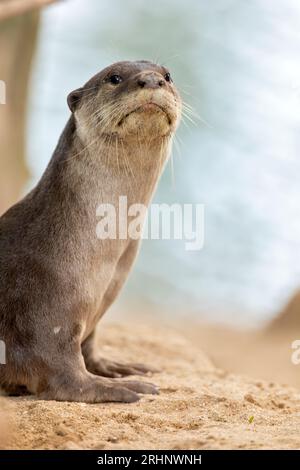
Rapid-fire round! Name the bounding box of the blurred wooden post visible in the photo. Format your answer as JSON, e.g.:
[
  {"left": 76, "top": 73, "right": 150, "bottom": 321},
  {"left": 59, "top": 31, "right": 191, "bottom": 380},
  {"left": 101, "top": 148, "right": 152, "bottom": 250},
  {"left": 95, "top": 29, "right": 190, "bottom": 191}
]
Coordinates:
[
  {"left": 0, "top": 1, "right": 57, "bottom": 214},
  {"left": 0, "top": 0, "right": 56, "bottom": 21},
  {"left": 0, "top": 12, "right": 40, "bottom": 214}
]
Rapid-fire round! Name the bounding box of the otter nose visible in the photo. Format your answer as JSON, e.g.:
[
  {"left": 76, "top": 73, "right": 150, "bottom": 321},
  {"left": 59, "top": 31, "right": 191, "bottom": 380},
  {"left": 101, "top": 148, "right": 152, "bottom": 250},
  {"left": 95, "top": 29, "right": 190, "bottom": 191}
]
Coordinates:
[{"left": 137, "top": 73, "right": 165, "bottom": 89}]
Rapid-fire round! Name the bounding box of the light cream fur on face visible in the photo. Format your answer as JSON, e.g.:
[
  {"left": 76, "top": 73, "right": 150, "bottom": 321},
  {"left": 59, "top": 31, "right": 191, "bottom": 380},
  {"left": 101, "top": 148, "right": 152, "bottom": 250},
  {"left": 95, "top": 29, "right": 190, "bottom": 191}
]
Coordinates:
[{"left": 75, "top": 79, "right": 181, "bottom": 147}]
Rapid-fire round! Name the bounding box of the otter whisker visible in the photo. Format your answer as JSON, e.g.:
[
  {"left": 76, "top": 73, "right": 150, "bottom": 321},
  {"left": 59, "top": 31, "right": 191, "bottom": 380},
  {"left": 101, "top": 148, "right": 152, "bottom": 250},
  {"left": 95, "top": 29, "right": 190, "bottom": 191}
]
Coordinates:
[
  {"left": 181, "top": 110, "right": 198, "bottom": 127},
  {"left": 61, "top": 135, "right": 101, "bottom": 164},
  {"left": 173, "top": 134, "right": 182, "bottom": 162},
  {"left": 119, "top": 139, "right": 130, "bottom": 180},
  {"left": 160, "top": 53, "right": 182, "bottom": 67}
]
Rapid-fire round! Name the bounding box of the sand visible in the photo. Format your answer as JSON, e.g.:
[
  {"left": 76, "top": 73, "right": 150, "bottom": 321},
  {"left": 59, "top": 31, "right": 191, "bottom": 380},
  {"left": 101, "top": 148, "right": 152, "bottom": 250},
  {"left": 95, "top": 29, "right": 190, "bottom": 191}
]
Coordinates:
[
  {"left": 1, "top": 316, "right": 300, "bottom": 450},
  {"left": 0, "top": 396, "right": 16, "bottom": 450},
  {"left": 185, "top": 291, "right": 300, "bottom": 390}
]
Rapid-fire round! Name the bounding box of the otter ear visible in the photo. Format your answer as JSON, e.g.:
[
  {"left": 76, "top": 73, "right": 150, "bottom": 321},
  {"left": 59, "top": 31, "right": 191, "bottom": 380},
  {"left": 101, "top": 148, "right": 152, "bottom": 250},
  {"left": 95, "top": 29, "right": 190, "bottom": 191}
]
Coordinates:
[{"left": 67, "top": 87, "right": 84, "bottom": 113}]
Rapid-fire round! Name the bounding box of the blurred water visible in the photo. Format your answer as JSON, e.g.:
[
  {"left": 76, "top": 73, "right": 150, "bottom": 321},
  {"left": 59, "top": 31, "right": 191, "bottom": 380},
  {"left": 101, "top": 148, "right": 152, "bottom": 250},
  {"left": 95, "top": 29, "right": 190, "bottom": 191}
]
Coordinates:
[{"left": 27, "top": 0, "right": 300, "bottom": 326}]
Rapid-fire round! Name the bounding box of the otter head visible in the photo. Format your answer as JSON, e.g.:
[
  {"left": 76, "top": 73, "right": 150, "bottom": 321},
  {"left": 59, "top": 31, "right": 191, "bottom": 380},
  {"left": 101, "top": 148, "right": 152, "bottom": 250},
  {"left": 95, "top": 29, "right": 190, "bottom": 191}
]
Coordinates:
[{"left": 67, "top": 60, "right": 182, "bottom": 145}]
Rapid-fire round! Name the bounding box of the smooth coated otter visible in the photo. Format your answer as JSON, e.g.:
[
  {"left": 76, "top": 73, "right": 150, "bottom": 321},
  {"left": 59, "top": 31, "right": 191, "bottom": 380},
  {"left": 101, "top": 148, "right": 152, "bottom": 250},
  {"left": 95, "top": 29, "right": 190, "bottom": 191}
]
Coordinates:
[{"left": 0, "top": 60, "right": 181, "bottom": 403}]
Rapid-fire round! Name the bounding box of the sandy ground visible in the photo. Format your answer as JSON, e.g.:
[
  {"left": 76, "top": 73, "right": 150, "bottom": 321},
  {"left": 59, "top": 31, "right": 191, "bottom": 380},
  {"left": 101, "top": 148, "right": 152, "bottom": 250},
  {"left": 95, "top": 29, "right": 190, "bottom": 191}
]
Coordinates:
[
  {"left": 1, "top": 315, "right": 300, "bottom": 450},
  {"left": 186, "top": 323, "right": 300, "bottom": 390},
  {"left": 186, "top": 292, "right": 300, "bottom": 390}
]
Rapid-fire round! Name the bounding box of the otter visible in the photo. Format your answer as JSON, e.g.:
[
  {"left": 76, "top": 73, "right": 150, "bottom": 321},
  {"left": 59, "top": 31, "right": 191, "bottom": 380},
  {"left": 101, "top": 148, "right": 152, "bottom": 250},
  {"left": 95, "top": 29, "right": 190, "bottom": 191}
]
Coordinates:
[{"left": 0, "top": 60, "right": 181, "bottom": 403}]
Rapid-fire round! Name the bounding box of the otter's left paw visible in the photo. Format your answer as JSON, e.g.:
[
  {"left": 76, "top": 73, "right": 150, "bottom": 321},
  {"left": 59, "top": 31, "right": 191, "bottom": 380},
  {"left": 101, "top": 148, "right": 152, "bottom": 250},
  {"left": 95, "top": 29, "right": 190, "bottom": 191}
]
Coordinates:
[
  {"left": 109, "top": 379, "right": 159, "bottom": 395},
  {"left": 86, "top": 357, "right": 159, "bottom": 378}
]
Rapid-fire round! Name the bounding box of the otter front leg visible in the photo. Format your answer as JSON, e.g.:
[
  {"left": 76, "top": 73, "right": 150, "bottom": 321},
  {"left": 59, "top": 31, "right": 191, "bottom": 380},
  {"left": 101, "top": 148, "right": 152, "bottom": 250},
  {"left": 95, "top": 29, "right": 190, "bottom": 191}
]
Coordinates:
[
  {"left": 82, "top": 332, "right": 158, "bottom": 378},
  {"left": 82, "top": 241, "right": 159, "bottom": 378}
]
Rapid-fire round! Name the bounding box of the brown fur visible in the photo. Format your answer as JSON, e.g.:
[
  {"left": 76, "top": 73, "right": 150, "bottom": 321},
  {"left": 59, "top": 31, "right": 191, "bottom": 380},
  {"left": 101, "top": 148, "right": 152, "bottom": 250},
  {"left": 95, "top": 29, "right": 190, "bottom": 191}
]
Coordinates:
[{"left": 0, "top": 60, "right": 181, "bottom": 403}]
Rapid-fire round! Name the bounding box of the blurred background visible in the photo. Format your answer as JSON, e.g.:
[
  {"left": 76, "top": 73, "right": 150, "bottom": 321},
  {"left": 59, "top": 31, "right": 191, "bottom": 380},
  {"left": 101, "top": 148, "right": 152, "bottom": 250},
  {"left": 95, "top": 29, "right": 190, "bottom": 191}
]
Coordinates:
[{"left": 1, "top": 0, "right": 300, "bottom": 331}]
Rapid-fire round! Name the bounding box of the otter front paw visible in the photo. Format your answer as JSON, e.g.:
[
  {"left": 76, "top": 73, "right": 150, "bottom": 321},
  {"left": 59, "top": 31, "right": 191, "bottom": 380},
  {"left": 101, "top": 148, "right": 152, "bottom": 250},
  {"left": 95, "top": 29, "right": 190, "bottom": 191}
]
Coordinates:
[{"left": 86, "top": 357, "right": 158, "bottom": 378}]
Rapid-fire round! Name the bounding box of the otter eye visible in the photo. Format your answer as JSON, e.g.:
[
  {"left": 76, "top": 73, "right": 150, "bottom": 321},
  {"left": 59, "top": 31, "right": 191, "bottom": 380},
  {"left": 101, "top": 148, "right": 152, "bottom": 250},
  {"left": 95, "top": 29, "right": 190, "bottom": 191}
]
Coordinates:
[
  {"left": 109, "top": 74, "right": 123, "bottom": 85},
  {"left": 164, "top": 72, "right": 172, "bottom": 83}
]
